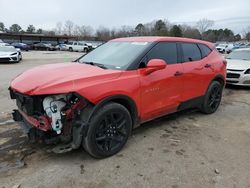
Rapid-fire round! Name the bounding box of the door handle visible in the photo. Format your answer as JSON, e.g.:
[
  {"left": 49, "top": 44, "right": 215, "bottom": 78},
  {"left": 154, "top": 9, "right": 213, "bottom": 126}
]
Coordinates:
[
  {"left": 204, "top": 64, "right": 212, "bottom": 68},
  {"left": 174, "top": 71, "right": 183, "bottom": 76}
]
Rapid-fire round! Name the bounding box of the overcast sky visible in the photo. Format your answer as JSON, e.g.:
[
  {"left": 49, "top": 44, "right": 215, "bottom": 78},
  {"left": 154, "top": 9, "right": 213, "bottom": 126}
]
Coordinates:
[{"left": 0, "top": 0, "right": 249, "bottom": 34}]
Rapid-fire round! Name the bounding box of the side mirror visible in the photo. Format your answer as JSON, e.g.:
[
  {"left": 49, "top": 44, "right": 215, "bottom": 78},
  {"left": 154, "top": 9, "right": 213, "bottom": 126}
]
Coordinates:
[{"left": 142, "top": 59, "right": 167, "bottom": 75}]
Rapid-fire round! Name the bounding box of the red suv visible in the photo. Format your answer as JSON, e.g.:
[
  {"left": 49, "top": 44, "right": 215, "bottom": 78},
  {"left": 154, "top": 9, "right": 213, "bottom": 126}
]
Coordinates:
[{"left": 9, "top": 37, "right": 226, "bottom": 158}]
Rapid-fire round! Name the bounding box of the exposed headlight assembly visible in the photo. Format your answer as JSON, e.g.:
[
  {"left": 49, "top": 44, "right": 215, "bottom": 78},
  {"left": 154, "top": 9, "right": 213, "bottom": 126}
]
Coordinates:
[
  {"left": 43, "top": 95, "right": 67, "bottom": 134},
  {"left": 42, "top": 93, "right": 84, "bottom": 134}
]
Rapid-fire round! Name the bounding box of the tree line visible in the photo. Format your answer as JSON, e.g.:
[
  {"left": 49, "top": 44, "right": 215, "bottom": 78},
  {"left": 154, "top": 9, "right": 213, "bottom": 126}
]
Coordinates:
[{"left": 0, "top": 19, "right": 249, "bottom": 42}]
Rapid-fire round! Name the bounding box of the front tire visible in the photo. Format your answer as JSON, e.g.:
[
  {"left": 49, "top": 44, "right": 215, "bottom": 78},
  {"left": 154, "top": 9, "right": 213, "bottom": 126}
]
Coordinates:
[
  {"left": 19, "top": 53, "right": 22, "bottom": 61},
  {"left": 200, "top": 81, "right": 223, "bottom": 114},
  {"left": 83, "top": 48, "right": 88, "bottom": 53},
  {"left": 83, "top": 103, "right": 132, "bottom": 158}
]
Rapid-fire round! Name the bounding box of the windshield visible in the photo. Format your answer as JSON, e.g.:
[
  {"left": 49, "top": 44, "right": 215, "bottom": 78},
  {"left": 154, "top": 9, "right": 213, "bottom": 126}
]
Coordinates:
[
  {"left": 226, "top": 50, "right": 250, "bottom": 61},
  {"left": 78, "top": 41, "right": 152, "bottom": 70},
  {"left": 0, "top": 46, "right": 16, "bottom": 52}
]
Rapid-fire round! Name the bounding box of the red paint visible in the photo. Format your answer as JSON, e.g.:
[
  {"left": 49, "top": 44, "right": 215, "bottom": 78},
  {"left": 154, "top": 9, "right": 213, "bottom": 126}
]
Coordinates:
[
  {"left": 11, "top": 37, "right": 226, "bottom": 125},
  {"left": 18, "top": 109, "right": 51, "bottom": 131}
]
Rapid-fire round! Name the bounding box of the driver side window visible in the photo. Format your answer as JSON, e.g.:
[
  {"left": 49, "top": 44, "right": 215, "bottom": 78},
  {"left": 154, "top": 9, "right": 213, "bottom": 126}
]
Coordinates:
[{"left": 139, "top": 42, "right": 178, "bottom": 68}]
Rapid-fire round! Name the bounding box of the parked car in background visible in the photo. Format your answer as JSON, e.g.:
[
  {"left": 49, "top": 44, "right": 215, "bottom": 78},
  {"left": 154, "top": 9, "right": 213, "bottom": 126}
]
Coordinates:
[
  {"left": 216, "top": 43, "right": 234, "bottom": 54},
  {"left": 33, "top": 43, "right": 56, "bottom": 51},
  {"left": 216, "top": 44, "right": 227, "bottom": 53},
  {"left": 226, "top": 48, "right": 250, "bottom": 86},
  {"left": 55, "top": 44, "right": 68, "bottom": 51},
  {"left": 246, "top": 44, "right": 250, "bottom": 48},
  {"left": 91, "top": 41, "right": 104, "bottom": 49},
  {"left": 11, "top": 43, "right": 31, "bottom": 51},
  {"left": 0, "top": 42, "right": 10, "bottom": 46},
  {"left": 10, "top": 37, "right": 226, "bottom": 158},
  {"left": 225, "top": 44, "right": 235, "bottom": 54},
  {"left": 0, "top": 46, "right": 22, "bottom": 63},
  {"left": 66, "top": 41, "right": 91, "bottom": 52}
]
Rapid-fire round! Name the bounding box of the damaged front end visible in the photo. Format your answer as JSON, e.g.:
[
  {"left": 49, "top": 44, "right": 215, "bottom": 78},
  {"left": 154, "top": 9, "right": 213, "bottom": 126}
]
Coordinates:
[{"left": 9, "top": 88, "right": 92, "bottom": 153}]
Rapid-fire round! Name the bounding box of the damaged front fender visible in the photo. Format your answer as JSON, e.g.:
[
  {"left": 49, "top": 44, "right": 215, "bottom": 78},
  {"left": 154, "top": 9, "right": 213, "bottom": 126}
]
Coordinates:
[{"left": 10, "top": 89, "right": 95, "bottom": 152}]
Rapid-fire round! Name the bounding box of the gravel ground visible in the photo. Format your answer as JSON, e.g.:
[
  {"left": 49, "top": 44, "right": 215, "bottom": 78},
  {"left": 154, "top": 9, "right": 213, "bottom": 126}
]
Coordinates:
[{"left": 0, "top": 51, "right": 249, "bottom": 188}]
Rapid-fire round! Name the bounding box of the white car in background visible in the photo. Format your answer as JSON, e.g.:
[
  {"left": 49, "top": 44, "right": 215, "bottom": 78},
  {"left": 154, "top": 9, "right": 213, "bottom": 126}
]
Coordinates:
[
  {"left": 55, "top": 44, "right": 68, "bottom": 51},
  {"left": 216, "top": 43, "right": 234, "bottom": 54},
  {"left": 226, "top": 48, "right": 250, "bottom": 86},
  {"left": 91, "top": 41, "right": 104, "bottom": 49},
  {"left": 0, "top": 46, "right": 22, "bottom": 63},
  {"left": 66, "top": 41, "right": 90, "bottom": 52},
  {"left": 0, "top": 42, "right": 10, "bottom": 46}
]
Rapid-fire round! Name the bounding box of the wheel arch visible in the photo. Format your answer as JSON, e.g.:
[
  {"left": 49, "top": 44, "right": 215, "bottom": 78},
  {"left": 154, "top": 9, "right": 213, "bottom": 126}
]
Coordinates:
[
  {"left": 211, "top": 74, "right": 225, "bottom": 87},
  {"left": 88, "top": 95, "right": 140, "bottom": 128},
  {"left": 202, "top": 74, "right": 225, "bottom": 96}
]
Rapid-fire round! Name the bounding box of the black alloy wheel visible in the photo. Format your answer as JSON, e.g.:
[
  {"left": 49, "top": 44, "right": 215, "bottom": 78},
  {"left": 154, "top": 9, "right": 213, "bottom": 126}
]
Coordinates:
[
  {"left": 95, "top": 112, "right": 128, "bottom": 152},
  {"left": 208, "top": 84, "right": 221, "bottom": 111},
  {"left": 200, "top": 81, "right": 223, "bottom": 114},
  {"left": 83, "top": 102, "right": 132, "bottom": 158}
]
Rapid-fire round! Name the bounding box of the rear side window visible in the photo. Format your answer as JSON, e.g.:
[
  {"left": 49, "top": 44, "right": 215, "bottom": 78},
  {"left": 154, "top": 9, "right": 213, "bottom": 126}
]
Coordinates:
[
  {"left": 198, "top": 44, "right": 212, "bottom": 58},
  {"left": 181, "top": 43, "right": 201, "bottom": 62},
  {"left": 146, "top": 42, "right": 178, "bottom": 64}
]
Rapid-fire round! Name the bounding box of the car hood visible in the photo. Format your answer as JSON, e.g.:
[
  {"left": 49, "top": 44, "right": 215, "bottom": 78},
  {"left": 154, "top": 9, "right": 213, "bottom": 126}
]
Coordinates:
[
  {"left": 11, "top": 62, "right": 122, "bottom": 95},
  {"left": 0, "top": 51, "right": 16, "bottom": 57},
  {"left": 226, "top": 59, "right": 250, "bottom": 70}
]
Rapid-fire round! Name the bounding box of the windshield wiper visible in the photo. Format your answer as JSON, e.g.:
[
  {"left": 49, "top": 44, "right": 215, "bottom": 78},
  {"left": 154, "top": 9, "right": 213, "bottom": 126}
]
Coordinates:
[{"left": 83, "top": 61, "right": 107, "bottom": 69}]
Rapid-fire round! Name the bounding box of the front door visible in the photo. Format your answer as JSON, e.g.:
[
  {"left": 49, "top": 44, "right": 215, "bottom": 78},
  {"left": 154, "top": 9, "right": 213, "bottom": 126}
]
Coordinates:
[{"left": 139, "top": 42, "right": 184, "bottom": 122}]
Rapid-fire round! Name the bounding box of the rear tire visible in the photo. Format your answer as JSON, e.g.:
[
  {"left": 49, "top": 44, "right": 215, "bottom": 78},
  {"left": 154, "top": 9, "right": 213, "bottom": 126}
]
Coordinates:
[
  {"left": 83, "top": 103, "right": 132, "bottom": 158},
  {"left": 200, "top": 81, "right": 223, "bottom": 114},
  {"left": 69, "top": 47, "right": 73, "bottom": 52}
]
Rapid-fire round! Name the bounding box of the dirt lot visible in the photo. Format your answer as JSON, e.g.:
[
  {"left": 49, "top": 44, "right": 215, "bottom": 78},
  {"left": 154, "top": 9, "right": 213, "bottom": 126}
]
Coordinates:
[{"left": 0, "top": 51, "right": 250, "bottom": 188}]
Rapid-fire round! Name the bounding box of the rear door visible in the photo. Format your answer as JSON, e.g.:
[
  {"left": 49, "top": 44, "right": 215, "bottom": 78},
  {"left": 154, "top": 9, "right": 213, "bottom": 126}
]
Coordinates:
[
  {"left": 139, "top": 42, "right": 184, "bottom": 121},
  {"left": 180, "top": 42, "right": 214, "bottom": 101}
]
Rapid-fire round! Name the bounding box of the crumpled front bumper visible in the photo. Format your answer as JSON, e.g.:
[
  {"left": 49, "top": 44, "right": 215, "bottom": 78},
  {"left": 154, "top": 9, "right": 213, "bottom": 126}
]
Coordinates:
[
  {"left": 12, "top": 110, "right": 32, "bottom": 134},
  {"left": 12, "top": 109, "right": 51, "bottom": 132}
]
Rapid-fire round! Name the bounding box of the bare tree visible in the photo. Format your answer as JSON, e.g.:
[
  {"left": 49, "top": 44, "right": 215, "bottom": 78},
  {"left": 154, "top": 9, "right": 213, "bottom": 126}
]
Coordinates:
[
  {"left": 181, "top": 25, "right": 201, "bottom": 39},
  {"left": 72, "top": 25, "right": 80, "bottom": 36},
  {"left": 55, "top": 22, "right": 63, "bottom": 35},
  {"left": 96, "top": 26, "right": 111, "bottom": 41},
  {"left": 243, "top": 26, "right": 250, "bottom": 41},
  {"left": 144, "top": 21, "right": 155, "bottom": 35},
  {"left": 78, "top": 25, "right": 94, "bottom": 37},
  {"left": 72, "top": 25, "right": 94, "bottom": 39},
  {"left": 64, "top": 20, "right": 74, "bottom": 36},
  {"left": 115, "top": 25, "right": 134, "bottom": 37},
  {"left": 196, "top": 18, "right": 214, "bottom": 34}
]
